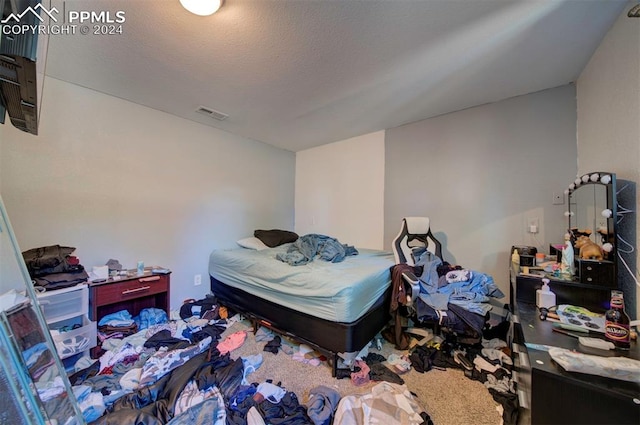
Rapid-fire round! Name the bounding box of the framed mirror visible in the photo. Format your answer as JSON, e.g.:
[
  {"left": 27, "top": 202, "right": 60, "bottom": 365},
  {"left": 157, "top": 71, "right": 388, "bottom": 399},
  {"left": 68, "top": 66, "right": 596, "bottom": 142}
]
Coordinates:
[{"left": 566, "top": 172, "right": 617, "bottom": 284}]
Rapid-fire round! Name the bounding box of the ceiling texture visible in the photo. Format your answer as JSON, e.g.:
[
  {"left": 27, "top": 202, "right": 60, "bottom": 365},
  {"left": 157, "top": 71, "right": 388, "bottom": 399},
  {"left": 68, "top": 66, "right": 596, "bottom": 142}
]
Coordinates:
[{"left": 44, "top": 0, "right": 628, "bottom": 152}]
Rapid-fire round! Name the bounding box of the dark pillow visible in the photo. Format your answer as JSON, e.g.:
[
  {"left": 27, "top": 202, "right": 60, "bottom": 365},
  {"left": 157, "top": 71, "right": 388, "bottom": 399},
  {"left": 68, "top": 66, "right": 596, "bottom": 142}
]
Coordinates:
[{"left": 254, "top": 229, "right": 299, "bottom": 248}]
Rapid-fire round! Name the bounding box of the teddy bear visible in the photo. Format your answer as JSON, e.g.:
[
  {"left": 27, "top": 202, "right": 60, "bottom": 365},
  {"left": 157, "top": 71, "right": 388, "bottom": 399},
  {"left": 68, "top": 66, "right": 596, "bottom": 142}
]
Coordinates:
[{"left": 573, "top": 235, "right": 603, "bottom": 260}]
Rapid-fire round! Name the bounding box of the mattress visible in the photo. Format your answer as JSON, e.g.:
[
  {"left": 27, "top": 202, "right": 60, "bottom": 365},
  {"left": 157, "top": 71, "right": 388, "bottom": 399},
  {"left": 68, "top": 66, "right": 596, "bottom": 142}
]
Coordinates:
[{"left": 208, "top": 244, "right": 395, "bottom": 323}]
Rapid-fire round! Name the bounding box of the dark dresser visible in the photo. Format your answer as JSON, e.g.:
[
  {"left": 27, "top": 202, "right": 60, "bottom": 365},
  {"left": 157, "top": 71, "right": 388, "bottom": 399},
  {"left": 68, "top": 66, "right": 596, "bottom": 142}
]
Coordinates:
[{"left": 511, "top": 300, "right": 639, "bottom": 424}]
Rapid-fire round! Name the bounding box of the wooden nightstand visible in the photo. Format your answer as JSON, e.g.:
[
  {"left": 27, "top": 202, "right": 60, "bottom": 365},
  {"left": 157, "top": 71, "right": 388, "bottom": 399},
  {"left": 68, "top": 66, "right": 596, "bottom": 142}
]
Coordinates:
[{"left": 89, "top": 268, "right": 170, "bottom": 355}]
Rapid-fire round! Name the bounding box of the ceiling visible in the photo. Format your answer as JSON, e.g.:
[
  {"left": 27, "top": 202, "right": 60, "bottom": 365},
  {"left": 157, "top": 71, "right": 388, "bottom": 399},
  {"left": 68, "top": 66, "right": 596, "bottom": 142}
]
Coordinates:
[{"left": 44, "top": 0, "right": 628, "bottom": 152}]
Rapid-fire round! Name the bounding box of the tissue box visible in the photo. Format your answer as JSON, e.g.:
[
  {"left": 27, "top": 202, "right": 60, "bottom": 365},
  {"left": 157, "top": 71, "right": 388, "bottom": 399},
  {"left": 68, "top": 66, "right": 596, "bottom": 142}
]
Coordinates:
[{"left": 91, "top": 265, "right": 109, "bottom": 281}]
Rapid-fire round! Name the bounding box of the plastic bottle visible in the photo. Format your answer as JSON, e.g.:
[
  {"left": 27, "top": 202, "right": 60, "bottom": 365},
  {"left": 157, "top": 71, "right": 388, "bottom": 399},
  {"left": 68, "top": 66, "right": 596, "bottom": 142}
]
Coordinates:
[
  {"left": 536, "top": 278, "right": 556, "bottom": 309},
  {"left": 605, "top": 290, "right": 631, "bottom": 350},
  {"left": 561, "top": 234, "right": 574, "bottom": 276},
  {"left": 511, "top": 248, "right": 520, "bottom": 277}
]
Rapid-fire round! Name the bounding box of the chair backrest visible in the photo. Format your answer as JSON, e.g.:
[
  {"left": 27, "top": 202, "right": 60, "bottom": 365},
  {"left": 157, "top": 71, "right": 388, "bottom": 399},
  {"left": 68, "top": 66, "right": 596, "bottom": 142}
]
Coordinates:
[{"left": 392, "top": 217, "right": 443, "bottom": 265}]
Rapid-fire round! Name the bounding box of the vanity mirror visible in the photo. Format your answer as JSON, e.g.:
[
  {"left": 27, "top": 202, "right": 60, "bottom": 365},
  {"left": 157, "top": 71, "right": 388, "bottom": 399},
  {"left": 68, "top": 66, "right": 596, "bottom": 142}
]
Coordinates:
[{"left": 565, "top": 172, "right": 617, "bottom": 287}]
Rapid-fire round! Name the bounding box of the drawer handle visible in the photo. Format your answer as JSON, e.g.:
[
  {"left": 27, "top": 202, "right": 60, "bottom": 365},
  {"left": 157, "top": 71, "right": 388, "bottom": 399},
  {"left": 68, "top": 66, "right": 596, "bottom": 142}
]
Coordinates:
[
  {"left": 139, "top": 276, "right": 160, "bottom": 283},
  {"left": 587, "top": 266, "right": 593, "bottom": 271},
  {"left": 587, "top": 277, "right": 593, "bottom": 282},
  {"left": 122, "top": 286, "right": 151, "bottom": 295}
]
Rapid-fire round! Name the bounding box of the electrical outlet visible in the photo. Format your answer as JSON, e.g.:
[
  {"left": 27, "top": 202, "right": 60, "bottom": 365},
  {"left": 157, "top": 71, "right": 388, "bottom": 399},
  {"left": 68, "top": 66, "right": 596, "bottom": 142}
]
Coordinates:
[
  {"left": 194, "top": 274, "right": 202, "bottom": 286},
  {"left": 527, "top": 218, "right": 539, "bottom": 234},
  {"left": 553, "top": 192, "right": 564, "bottom": 205}
]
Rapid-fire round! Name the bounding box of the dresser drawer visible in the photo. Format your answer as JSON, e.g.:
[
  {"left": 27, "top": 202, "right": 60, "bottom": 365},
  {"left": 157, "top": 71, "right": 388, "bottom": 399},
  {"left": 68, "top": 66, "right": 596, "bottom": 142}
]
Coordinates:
[
  {"left": 93, "top": 275, "right": 168, "bottom": 306},
  {"left": 578, "top": 259, "right": 615, "bottom": 287}
]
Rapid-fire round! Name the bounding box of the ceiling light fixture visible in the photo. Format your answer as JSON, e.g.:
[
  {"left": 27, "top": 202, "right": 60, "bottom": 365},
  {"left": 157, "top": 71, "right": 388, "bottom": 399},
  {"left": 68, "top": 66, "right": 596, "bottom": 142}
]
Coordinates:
[{"left": 180, "top": 0, "right": 224, "bottom": 16}]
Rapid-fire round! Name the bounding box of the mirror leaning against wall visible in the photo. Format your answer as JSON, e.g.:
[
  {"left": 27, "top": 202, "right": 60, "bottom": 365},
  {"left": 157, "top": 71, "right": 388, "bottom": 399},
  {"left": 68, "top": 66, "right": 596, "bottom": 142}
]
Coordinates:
[{"left": 0, "top": 195, "right": 85, "bottom": 424}]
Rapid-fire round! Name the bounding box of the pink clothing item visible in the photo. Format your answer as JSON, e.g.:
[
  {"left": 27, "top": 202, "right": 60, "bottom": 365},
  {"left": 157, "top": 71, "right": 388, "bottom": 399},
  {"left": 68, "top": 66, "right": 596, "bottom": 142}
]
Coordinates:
[
  {"left": 351, "top": 360, "right": 370, "bottom": 386},
  {"left": 292, "top": 351, "right": 321, "bottom": 366},
  {"left": 217, "top": 331, "right": 247, "bottom": 354}
]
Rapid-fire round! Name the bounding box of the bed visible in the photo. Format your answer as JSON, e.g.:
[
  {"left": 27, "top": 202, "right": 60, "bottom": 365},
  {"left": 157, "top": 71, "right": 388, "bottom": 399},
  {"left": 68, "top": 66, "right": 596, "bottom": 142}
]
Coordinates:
[{"left": 208, "top": 242, "right": 396, "bottom": 375}]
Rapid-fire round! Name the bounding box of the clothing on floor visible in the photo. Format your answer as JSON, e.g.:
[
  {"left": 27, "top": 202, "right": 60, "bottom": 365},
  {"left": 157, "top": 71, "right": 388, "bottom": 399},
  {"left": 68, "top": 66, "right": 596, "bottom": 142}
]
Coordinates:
[
  {"left": 263, "top": 335, "right": 282, "bottom": 354},
  {"left": 334, "top": 381, "right": 425, "bottom": 425},
  {"left": 307, "top": 385, "right": 341, "bottom": 425}
]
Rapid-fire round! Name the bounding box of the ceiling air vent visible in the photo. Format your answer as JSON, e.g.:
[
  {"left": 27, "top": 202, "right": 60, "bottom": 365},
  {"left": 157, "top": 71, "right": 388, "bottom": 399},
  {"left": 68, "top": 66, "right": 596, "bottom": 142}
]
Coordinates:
[{"left": 195, "top": 106, "right": 228, "bottom": 121}]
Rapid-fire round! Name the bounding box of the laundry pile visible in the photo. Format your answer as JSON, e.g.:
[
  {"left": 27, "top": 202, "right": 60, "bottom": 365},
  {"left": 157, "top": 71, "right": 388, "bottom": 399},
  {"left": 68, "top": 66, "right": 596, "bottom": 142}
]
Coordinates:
[
  {"left": 50, "top": 295, "right": 435, "bottom": 425},
  {"left": 407, "top": 323, "right": 518, "bottom": 425},
  {"left": 22, "top": 244, "right": 89, "bottom": 291}
]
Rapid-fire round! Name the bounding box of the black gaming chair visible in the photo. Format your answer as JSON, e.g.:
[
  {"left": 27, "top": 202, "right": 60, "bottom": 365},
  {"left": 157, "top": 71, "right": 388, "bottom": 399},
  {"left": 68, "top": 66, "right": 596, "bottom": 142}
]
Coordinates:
[
  {"left": 391, "top": 217, "right": 499, "bottom": 346},
  {"left": 392, "top": 217, "right": 443, "bottom": 307}
]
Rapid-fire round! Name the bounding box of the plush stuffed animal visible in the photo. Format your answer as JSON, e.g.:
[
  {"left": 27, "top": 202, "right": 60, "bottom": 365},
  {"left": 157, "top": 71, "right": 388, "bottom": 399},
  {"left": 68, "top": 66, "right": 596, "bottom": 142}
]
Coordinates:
[{"left": 574, "top": 235, "right": 603, "bottom": 260}]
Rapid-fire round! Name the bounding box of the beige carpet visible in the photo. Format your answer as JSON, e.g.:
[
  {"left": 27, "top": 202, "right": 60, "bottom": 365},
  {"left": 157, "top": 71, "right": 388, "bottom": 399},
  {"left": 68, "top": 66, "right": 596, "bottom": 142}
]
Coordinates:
[{"left": 222, "top": 319, "right": 502, "bottom": 425}]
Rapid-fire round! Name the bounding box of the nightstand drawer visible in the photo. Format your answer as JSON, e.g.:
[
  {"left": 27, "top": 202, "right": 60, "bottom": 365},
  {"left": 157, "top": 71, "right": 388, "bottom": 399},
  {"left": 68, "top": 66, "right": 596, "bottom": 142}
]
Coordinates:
[{"left": 93, "top": 275, "right": 169, "bottom": 306}]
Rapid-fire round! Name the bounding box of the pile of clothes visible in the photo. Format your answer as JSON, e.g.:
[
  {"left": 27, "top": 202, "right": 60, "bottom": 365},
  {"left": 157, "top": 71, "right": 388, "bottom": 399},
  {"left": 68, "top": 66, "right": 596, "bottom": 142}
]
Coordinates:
[
  {"left": 98, "top": 308, "right": 170, "bottom": 350},
  {"left": 407, "top": 325, "right": 519, "bottom": 425},
  {"left": 22, "top": 244, "right": 88, "bottom": 291}
]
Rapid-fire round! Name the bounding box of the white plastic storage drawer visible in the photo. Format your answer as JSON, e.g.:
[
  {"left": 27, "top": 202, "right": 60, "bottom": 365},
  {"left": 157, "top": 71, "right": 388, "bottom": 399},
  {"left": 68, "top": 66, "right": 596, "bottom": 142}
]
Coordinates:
[
  {"left": 50, "top": 315, "right": 96, "bottom": 359},
  {"left": 36, "top": 284, "right": 88, "bottom": 324}
]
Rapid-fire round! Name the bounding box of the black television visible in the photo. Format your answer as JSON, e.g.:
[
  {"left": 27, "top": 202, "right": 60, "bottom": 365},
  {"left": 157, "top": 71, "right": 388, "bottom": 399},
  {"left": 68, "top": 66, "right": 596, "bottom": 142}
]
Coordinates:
[{"left": 0, "top": 0, "right": 49, "bottom": 135}]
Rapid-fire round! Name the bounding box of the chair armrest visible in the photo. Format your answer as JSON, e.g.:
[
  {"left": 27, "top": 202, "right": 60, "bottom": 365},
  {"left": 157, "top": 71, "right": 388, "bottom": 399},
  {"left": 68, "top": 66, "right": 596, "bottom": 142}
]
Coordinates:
[{"left": 401, "top": 271, "right": 421, "bottom": 305}]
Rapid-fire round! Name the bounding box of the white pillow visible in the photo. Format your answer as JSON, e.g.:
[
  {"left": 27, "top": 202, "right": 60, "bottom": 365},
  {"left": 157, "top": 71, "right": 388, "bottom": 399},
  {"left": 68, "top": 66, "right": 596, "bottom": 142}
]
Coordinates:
[{"left": 236, "top": 237, "right": 269, "bottom": 251}]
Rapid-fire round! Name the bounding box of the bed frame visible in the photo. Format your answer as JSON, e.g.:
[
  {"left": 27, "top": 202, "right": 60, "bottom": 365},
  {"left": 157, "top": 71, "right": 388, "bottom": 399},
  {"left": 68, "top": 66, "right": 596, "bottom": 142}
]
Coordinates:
[{"left": 210, "top": 276, "right": 391, "bottom": 376}]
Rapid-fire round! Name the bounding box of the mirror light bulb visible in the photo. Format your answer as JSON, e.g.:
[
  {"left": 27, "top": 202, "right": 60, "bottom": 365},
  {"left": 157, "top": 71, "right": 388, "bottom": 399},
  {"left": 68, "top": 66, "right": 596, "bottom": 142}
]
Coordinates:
[
  {"left": 581, "top": 175, "right": 590, "bottom": 183},
  {"left": 601, "top": 209, "right": 612, "bottom": 218},
  {"left": 600, "top": 175, "right": 611, "bottom": 184},
  {"left": 590, "top": 173, "right": 600, "bottom": 182},
  {"left": 569, "top": 183, "right": 575, "bottom": 190},
  {"left": 564, "top": 211, "right": 571, "bottom": 217},
  {"left": 563, "top": 189, "right": 569, "bottom": 195},
  {"left": 603, "top": 243, "right": 613, "bottom": 252},
  {"left": 574, "top": 178, "right": 582, "bottom": 186}
]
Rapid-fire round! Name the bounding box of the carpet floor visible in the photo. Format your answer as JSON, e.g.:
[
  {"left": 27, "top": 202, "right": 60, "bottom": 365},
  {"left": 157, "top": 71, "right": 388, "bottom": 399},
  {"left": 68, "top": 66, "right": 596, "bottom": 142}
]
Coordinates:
[{"left": 222, "top": 319, "right": 502, "bottom": 425}]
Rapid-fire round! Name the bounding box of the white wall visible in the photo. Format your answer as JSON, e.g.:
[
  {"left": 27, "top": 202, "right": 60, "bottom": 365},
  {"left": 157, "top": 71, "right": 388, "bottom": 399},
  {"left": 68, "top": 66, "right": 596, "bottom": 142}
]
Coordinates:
[
  {"left": 577, "top": 3, "right": 639, "bottom": 318},
  {"left": 385, "top": 86, "right": 578, "bottom": 296},
  {"left": 0, "top": 77, "right": 295, "bottom": 309},
  {"left": 295, "top": 131, "right": 385, "bottom": 249},
  {"left": 1, "top": 196, "right": 30, "bottom": 294}
]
